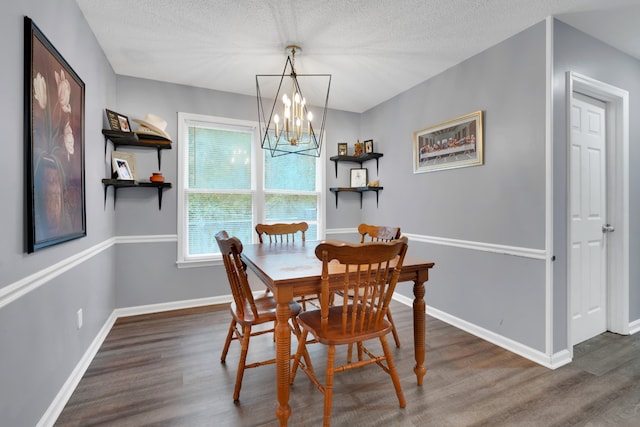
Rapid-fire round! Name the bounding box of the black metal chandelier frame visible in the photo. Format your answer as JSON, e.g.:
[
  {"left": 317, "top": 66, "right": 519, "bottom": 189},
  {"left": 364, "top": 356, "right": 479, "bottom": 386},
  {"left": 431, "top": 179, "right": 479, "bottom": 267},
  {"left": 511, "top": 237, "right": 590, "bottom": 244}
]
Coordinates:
[{"left": 256, "top": 47, "right": 331, "bottom": 157}]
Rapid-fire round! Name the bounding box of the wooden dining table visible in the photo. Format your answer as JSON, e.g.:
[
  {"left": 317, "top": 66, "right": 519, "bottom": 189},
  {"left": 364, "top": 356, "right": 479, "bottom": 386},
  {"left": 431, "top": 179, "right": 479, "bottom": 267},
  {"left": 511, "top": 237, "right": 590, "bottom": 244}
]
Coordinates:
[{"left": 240, "top": 240, "right": 435, "bottom": 426}]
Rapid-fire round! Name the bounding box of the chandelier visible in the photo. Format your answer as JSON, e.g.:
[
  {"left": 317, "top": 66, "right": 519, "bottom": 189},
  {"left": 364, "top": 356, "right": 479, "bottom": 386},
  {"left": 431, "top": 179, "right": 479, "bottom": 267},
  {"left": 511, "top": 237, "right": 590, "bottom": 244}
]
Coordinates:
[{"left": 256, "top": 45, "right": 331, "bottom": 157}]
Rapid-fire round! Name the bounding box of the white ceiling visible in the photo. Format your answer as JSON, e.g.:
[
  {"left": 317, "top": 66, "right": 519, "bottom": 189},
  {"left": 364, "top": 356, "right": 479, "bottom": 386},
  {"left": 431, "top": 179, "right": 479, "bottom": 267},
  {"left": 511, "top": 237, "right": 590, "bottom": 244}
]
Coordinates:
[{"left": 75, "top": 0, "right": 640, "bottom": 113}]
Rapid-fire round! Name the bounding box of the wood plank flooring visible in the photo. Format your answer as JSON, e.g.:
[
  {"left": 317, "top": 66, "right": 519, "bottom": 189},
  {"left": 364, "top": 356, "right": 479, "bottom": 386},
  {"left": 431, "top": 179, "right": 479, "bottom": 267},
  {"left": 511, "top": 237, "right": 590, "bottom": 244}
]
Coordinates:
[{"left": 54, "top": 302, "right": 640, "bottom": 426}]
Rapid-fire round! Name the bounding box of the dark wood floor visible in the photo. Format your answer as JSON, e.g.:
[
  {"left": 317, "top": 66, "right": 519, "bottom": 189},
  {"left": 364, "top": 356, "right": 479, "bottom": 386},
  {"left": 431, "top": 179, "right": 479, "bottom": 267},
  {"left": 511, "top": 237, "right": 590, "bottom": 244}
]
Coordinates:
[{"left": 54, "top": 302, "right": 640, "bottom": 427}]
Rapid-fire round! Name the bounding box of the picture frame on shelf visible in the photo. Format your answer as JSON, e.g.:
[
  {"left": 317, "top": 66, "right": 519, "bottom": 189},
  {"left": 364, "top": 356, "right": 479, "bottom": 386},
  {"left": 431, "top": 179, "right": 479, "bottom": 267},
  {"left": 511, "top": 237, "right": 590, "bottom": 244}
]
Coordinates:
[
  {"left": 338, "top": 142, "right": 348, "bottom": 156},
  {"left": 112, "top": 157, "right": 133, "bottom": 180},
  {"left": 111, "top": 151, "right": 137, "bottom": 180},
  {"left": 105, "top": 108, "right": 131, "bottom": 132},
  {"left": 24, "top": 16, "right": 86, "bottom": 252},
  {"left": 353, "top": 140, "right": 364, "bottom": 156},
  {"left": 364, "top": 139, "right": 373, "bottom": 154},
  {"left": 350, "top": 168, "right": 368, "bottom": 188},
  {"left": 413, "top": 110, "right": 483, "bottom": 173}
]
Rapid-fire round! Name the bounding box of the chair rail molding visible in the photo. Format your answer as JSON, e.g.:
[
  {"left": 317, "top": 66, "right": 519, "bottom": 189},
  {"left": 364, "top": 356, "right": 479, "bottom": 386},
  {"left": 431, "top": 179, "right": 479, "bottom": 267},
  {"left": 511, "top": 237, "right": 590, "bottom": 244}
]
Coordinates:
[
  {"left": 1, "top": 235, "right": 179, "bottom": 310},
  {"left": 0, "top": 238, "right": 115, "bottom": 310}
]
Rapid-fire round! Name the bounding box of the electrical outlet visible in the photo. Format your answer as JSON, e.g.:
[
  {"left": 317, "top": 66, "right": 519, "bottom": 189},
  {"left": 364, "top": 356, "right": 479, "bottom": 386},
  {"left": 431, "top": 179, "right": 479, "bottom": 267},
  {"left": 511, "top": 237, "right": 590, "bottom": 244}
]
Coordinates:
[{"left": 77, "top": 308, "right": 83, "bottom": 329}]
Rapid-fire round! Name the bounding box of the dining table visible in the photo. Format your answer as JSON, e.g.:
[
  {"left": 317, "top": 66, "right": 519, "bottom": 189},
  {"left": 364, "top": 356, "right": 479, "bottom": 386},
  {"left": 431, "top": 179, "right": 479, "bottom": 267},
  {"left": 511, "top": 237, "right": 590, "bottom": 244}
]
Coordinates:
[{"left": 240, "top": 240, "right": 435, "bottom": 426}]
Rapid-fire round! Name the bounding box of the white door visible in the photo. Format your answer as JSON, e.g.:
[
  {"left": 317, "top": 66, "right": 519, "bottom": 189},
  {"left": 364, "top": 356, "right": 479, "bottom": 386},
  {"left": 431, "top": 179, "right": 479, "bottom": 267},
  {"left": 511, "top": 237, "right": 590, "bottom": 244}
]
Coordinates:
[{"left": 570, "top": 92, "right": 608, "bottom": 346}]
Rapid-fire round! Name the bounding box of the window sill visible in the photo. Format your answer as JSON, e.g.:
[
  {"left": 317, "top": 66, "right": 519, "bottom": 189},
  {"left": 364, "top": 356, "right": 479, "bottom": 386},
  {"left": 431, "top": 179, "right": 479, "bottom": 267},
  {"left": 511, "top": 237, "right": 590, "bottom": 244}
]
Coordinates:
[{"left": 176, "top": 257, "right": 223, "bottom": 269}]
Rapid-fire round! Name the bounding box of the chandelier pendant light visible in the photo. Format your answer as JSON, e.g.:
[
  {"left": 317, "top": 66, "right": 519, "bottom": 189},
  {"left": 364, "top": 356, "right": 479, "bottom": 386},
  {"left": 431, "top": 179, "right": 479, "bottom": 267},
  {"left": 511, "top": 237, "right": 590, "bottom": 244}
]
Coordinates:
[{"left": 256, "top": 45, "right": 331, "bottom": 157}]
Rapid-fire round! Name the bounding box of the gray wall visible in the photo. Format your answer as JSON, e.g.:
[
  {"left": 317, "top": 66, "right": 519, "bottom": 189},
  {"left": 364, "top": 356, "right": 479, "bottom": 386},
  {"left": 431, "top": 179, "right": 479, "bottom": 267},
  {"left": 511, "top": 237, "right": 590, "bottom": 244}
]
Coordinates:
[
  {"left": 110, "top": 76, "right": 362, "bottom": 307},
  {"left": 0, "top": 1, "right": 118, "bottom": 426},
  {"left": 358, "top": 23, "right": 549, "bottom": 351},
  {"left": 552, "top": 19, "right": 640, "bottom": 350}
]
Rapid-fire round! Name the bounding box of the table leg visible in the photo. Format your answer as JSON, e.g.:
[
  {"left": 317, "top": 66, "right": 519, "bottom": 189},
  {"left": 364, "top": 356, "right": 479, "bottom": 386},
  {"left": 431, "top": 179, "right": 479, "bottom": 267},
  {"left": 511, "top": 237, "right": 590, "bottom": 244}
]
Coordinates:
[
  {"left": 275, "top": 299, "right": 292, "bottom": 426},
  {"left": 412, "top": 269, "right": 428, "bottom": 385}
]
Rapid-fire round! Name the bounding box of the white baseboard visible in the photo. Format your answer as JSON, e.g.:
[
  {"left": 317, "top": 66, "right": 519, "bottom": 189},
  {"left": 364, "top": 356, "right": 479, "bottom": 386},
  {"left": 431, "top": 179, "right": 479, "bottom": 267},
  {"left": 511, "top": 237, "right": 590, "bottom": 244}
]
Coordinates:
[
  {"left": 391, "top": 293, "right": 569, "bottom": 369},
  {"left": 113, "top": 295, "right": 232, "bottom": 318},
  {"left": 37, "top": 311, "right": 118, "bottom": 427},
  {"left": 37, "top": 295, "right": 232, "bottom": 427},
  {"left": 40, "top": 289, "right": 616, "bottom": 426}
]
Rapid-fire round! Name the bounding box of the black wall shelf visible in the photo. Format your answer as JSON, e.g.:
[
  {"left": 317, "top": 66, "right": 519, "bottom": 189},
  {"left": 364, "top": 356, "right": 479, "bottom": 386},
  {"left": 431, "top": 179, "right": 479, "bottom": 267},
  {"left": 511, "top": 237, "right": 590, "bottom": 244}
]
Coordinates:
[
  {"left": 102, "top": 129, "right": 171, "bottom": 169},
  {"left": 101, "top": 179, "right": 172, "bottom": 210},
  {"left": 329, "top": 153, "right": 383, "bottom": 177},
  {"left": 329, "top": 186, "right": 383, "bottom": 208}
]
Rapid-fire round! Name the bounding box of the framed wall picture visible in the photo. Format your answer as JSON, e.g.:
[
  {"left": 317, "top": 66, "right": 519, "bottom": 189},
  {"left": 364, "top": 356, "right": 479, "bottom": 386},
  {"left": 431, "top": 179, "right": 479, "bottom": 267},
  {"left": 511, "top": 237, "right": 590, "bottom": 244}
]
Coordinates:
[
  {"left": 364, "top": 139, "right": 373, "bottom": 154},
  {"left": 110, "top": 151, "right": 137, "bottom": 180},
  {"left": 413, "top": 110, "right": 483, "bottom": 173},
  {"left": 353, "top": 140, "right": 364, "bottom": 156},
  {"left": 350, "top": 168, "right": 368, "bottom": 188},
  {"left": 24, "top": 16, "right": 86, "bottom": 252},
  {"left": 338, "top": 142, "right": 348, "bottom": 156},
  {"left": 105, "top": 108, "right": 131, "bottom": 132},
  {"left": 112, "top": 157, "right": 133, "bottom": 180}
]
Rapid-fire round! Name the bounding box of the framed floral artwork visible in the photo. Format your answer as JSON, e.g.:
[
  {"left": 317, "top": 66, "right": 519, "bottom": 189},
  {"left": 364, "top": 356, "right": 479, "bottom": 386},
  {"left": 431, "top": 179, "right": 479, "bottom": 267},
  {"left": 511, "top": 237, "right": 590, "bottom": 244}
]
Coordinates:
[{"left": 24, "top": 17, "right": 86, "bottom": 252}]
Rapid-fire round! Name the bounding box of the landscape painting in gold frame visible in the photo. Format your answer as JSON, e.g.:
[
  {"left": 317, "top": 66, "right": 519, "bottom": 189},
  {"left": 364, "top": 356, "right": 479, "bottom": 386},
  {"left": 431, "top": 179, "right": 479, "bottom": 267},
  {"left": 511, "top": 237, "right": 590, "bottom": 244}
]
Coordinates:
[{"left": 413, "top": 110, "right": 483, "bottom": 173}]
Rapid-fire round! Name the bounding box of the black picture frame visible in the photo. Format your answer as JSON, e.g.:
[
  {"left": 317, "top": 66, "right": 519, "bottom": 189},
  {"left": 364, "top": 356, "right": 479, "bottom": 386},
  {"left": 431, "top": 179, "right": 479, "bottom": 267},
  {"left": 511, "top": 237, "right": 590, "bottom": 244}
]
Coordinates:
[
  {"left": 105, "top": 108, "right": 131, "bottom": 132},
  {"left": 338, "top": 142, "right": 348, "bottom": 156},
  {"left": 25, "top": 17, "right": 86, "bottom": 252},
  {"left": 364, "top": 139, "right": 373, "bottom": 154},
  {"left": 350, "top": 168, "right": 368, "bottom": 188}
]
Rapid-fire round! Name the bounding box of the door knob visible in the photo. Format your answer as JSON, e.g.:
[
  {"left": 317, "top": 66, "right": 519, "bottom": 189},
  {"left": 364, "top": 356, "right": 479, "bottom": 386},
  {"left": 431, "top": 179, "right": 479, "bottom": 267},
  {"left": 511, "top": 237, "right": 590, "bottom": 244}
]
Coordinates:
[{"left": 602, "top": 224, "right": 615, "bottom": 233}]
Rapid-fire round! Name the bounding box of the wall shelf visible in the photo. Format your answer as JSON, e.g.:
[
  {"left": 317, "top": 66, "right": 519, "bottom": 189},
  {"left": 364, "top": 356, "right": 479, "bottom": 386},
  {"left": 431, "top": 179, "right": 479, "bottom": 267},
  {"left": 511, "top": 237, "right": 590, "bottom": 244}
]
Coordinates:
[
  {"left": 329, "top": 186, "right": 383, "bottom": 208},
  {"left": 101, "top": 179, "right": 172, "bottom": 210},
  {"left": 102, "top": 129, "right": 171, "bottom": 169},
  {"left": 329, "top": 152, "right": 383, "bottom": 177}
]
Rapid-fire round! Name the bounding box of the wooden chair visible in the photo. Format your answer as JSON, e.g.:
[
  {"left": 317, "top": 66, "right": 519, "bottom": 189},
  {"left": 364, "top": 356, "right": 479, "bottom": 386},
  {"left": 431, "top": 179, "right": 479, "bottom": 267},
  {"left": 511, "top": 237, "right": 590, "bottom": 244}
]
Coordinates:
[
  {"left": 255, "top": 222, "right": 318, "bottom": 310},
  {"left": 215, "top": 230, "right": 305, "bottom": 402},
  {"left": 357, "top": 223, "right": 402, "bottom": 347},
  {"left": 358, "top": 223, "right": 401, "bottom": 243},
  {"left": 291, "top": 238, "right": 409, "bottom": 427},
  {"left": 255, "top": 222, "right": 308, "bottom": 244}
]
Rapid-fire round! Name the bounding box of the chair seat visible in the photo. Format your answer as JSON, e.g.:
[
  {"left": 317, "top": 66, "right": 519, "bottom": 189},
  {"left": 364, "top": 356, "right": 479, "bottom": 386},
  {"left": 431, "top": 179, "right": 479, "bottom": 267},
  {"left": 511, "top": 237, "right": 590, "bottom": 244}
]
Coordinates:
[
  {"left": 230, "top": 295, "right": 302, "bottom": 326},
  {"left": 297, "top": 305, "right": 392, "bottom": 346}
]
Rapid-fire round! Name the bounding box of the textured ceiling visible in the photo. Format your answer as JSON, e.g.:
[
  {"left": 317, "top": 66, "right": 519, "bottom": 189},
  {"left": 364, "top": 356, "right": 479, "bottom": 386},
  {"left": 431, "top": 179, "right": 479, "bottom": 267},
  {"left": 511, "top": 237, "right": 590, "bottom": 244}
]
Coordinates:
[{"left": 75, "top": 0, "right": 640, "bottom": 113}]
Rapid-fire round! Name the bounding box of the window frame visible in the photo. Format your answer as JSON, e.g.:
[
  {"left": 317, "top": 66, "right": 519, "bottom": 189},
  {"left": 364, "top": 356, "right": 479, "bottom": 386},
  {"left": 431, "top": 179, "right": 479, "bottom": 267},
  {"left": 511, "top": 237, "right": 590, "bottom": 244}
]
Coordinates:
[{"left": 176, "top": 112, "right": 325, "bottom": 268}]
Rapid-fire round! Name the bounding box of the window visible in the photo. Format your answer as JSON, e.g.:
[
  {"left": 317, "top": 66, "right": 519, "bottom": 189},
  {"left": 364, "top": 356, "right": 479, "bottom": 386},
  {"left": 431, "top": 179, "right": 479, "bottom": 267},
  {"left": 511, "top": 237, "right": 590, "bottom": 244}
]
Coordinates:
[{"left": 177, "top": 112, "right": 325, "bottom": 266}]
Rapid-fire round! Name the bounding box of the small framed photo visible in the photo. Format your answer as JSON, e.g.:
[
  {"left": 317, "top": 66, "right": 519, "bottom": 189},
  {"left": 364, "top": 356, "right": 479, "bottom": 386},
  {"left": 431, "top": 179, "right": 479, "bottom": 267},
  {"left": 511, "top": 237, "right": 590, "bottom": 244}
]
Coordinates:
[
  {"left": 111, "top": 151, "right": 137, "bottom": 180},
  {"left": 350, "top": 168, "right": 368, "bottom": 188},
  {"left": 112, "top": 157, "right": 133, "bottom": 180},
  {"left": 353, "top": 141, "right": 364, "bottom": 156},
  {"left": 338, "top": 142, "right": 348, "bottom": 156},
  {"left": 364, "top": 139, "right": 373, "bottom": 154},
  {"left": 105, "top": 109, "right": 131, "bottom": 132}
]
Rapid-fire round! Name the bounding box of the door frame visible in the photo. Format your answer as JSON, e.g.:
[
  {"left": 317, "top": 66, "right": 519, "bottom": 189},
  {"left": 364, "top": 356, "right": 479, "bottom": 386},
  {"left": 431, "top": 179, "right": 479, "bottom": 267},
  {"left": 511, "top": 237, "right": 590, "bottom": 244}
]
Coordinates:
[{"left": 566, "top": 72, "right": 629, "bottom": 354}]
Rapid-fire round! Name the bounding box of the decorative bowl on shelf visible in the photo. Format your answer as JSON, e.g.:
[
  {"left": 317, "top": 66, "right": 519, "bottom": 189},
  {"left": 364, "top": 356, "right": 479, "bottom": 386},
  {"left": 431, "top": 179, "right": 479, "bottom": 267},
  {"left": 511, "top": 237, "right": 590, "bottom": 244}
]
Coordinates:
[{"left": 149, "top": 172, "right": 164, "bottom": 183}]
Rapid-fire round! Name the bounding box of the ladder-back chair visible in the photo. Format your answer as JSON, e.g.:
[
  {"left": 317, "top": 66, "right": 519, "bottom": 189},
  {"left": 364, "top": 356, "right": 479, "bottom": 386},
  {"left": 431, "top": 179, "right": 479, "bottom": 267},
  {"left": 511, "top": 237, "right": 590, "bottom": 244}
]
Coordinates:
[
  {"left": 291, "top": 238, "right": 409, "bottom": 427},
  {"left": 255, "top": 222, "right": 308, "bottom": 244},
  {"left": 255, "top": 222, "right": 317, "bottom": 309},
  {"left": 357, "top": 223, "right": 402, "bottom": 347},
  {"left": 216, "top": 230, "right": 304, "bottom": 402}
]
